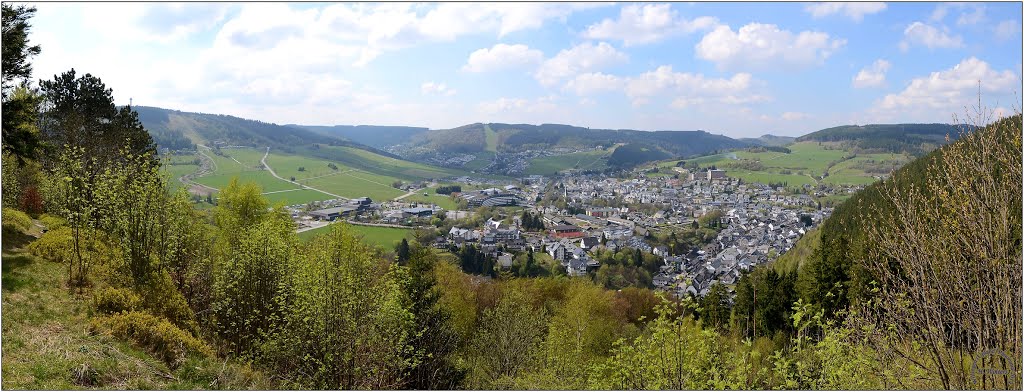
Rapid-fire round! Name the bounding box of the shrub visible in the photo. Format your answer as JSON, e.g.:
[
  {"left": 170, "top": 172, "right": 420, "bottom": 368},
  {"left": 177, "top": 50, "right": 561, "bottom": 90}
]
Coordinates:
[
  {"left": 2, "top": 208, "right": 33, "bottom": 233},
  {"left": 38, "top": 213, "right": 66, "bottom": 230},
  {"left": 26, "top": 226, "right": 75, "bottom": 263},
  {"left": 93, "top": 287, "right": 141, "bottom": 314},
  {"left": 89, "top": 311, "right": 214, "bottom": 368}
]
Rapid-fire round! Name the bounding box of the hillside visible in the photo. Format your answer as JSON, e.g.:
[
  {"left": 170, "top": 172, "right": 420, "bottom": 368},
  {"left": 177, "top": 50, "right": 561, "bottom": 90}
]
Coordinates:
[
  {"left": 773, "top": 114, "right": 1021, "bottom": 319},
  {"left": 396, "top": 122, "right": 749, "bottom": 170},
  {"left": 739, "top": 134, "right": 796, "bottom": 147},
  {"left": 796, "top": 123, "right": 969, "bottom": 154},
  {"left": 290, "top": 124, "right": 429, "bottom": 149}
]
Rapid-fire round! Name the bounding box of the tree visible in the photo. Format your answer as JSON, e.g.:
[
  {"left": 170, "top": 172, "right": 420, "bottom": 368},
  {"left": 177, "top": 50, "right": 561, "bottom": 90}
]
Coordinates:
[
  {"left": 402, "top": 247, "right": 466, "bottom": 389},
  {"left": 1, "top": 4, "right": 43, "bottom": 160},
  {"left": 858, "top": 113, "right": 1022, "bottom": 389},
  {"left": 1, "top": 4, "right": 41, "bottom": 98},
  {"left": 38, "top": 69, "right": 156, "bottom": 169},
  {"left": 396, "top": 238, "right": 411, "bottom": 264},
  {"left": 697, "top": 284, "right": 731, "bottom": 333},
  {"left": 468, "top": 288, "right": 548, "bottom": 388}
]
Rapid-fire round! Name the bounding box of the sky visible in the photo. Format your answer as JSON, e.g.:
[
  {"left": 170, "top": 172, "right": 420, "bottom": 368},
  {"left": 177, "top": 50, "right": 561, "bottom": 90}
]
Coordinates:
[{"left": 25, "top": 1, "right": 1024, "bottom": 138}]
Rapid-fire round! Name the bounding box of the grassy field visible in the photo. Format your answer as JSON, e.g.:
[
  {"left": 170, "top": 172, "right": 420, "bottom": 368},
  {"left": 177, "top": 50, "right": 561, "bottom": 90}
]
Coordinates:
[
  {"left": 667, "top": 142, "right": 909, "bottom": 187},
  {"left": 302, "top": 172, "right": 405, "bottom": 201},
  {"left": 484, "top": 124, "right": 499, "bottom": 153},
  {"left": 462, "top": 151, "right": 495, "bottom": 171},
  {"left": 262, "top": 189, "right": 338, "bottom": 206},
  {"left": 297, "top": 224, "right": 412, "bottom": 250},
  {"left": 525, "top": 149, "right": 611, "bottom": 176},
  {"left": 192, "top": 171, "right": 297, "bottom": 193},
  {"left": 400, "top": 185, "right": 464, "bottom": 210},
  {"left": 302, "top": 145, "right": 466, "bottom": 180}
]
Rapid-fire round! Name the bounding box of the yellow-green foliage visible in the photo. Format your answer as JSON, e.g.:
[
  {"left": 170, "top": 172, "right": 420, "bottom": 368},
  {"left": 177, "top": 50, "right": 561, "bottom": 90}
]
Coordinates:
[
  {"left": 89, "top": 311, "right": 214, "bottom": 368},
  {"left": 93, "top": 287, "right": 141, "bottom": 314},
  {"left": 136, "top": 271, "right": 200, "bottom": 335},
  {"left": 26, "top": 226, "right": 111, "bottom": 263},
  {"left": 2, "top": 207, "right": 33, "bottom": 232},
  {"left": 38, "top": 213, "right": 66, "bottom": 230}
]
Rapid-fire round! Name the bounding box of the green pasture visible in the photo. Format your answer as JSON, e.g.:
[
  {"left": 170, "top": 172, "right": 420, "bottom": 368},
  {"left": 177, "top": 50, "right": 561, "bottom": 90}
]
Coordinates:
[
  {"left": 525, "top": 149, "right": 610, "bottom": 175},
  {"left": 297, "top": 223, "right": 412, "bottom": 250}
]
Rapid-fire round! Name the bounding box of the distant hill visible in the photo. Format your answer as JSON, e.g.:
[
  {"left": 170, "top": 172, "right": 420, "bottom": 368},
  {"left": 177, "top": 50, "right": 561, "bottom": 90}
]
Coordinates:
[
  {"left": 796, "top": 123, "right": 971, "bottom": 154},
  {"left": 134, "top": 106, "right": 400, "bottom": 158},
  {"left": 400, "top": 122, "right": 749, "bottom": 167},
  {"left": 739, "top": 134, "right": 796, "bottom": 147},
  {"left": 289, "top": 124, "right": 429, "bottom": 149}
]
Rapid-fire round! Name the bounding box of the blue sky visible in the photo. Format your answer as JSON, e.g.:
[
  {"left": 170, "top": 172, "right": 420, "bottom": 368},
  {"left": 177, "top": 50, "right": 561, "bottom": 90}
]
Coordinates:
[{"left": 26, "top": 2, "right": 1023, "bottom": 137}]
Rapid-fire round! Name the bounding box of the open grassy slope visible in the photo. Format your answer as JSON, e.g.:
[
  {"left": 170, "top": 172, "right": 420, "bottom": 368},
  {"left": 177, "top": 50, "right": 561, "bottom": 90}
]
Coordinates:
[
  {"left": 524, "top": 149, "right": 612, "bottom": 176},
  {"left": 663, "top": 142, "right": 911, "bottom": 187}
]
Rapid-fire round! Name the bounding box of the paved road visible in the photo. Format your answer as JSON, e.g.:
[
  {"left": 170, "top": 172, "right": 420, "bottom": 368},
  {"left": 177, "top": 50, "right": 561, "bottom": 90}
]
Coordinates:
[{"left": 260, "top": 147, "right": 347, "bottom": 201}]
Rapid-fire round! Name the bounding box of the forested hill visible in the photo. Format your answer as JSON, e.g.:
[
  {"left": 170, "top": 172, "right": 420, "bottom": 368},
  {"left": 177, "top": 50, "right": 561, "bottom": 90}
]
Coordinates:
[
  {"left": 761, "top": 114, "right": 1021, "bottom": 370},
  {"left": 796, "top": 123, "right": 970, "bottom": 154},
  {"left": 406, "top": 122, "right": 749, "bottom": 158},
  {"left": 134, "top": 106, "right": 399, "bottom": 158},
  {"left": 289, "top": 124, "right": 429, "bottom": 149},
  {"left": 738, "top": 134, "right": 796, "bottom": 147}
]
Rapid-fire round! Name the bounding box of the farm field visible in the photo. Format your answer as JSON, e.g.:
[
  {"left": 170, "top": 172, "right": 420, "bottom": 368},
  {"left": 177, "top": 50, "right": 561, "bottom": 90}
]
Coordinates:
[
  {"left": 297, "top": 223, "right": 412, "bottom": 250},
  {"left": 262, "top": 189, "right": 338, "bottom": 206},
  {"left": 302, "top": 145, "right": 466, "bottom": 180},
  {"left": 192, "top": 171, "right": 297, "bottom": 193},
  {"left": 524, "top": 149, "right": 611, "bottom": 176},
  {"left": 665, "top": 142, "right": 910, "bottom": 187},
  {"left": 401, "top": 187, "right": 461, "bottom": 210},
  {"left": 302, "top": 172, "right": 405, "bottom": 201}
]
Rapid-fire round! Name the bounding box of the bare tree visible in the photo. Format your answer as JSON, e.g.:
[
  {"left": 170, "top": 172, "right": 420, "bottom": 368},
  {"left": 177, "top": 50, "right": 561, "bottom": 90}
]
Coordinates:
[{"left": 858, "top": 102, "right": 1022, "bottom": 390}]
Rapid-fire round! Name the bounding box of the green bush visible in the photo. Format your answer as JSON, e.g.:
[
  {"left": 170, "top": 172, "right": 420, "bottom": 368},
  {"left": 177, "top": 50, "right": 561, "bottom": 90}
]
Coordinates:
[
  {"left": 2, "top": 208, "right": 33, "bottom": 232},
  {"left": 138, "top": 271, "right": 199, "bottom": 335},
  {"left": 89, "top": 311, "right": 214, "bottom": 368},
  {"left": 38, "top": 213, "right": 66, "bottom": 230},
  {"left": 26, "top": 226, "right": 74, "bottom": 263},
  {"left": 93, "top": 287, "right": 141, "bottom": 314}
]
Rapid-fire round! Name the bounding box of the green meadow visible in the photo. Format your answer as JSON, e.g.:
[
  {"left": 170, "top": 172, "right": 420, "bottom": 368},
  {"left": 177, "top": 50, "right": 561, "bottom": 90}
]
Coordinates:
[{"left": 297, "top": 223, "right": 412, "bottom": 250}]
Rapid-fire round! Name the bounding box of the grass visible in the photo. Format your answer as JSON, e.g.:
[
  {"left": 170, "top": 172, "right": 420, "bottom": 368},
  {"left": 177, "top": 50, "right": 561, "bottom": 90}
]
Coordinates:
[
  {"left": 302, "top": 172, "right": 405, "bottom": 201},
  {"left": 484, "top": 124, "right": 499, "bottom": 153},
  {"left": 1, "top": 221, "right": 269, "bottom": 390},
  {"left": 302, "top": 145, "right": 466, "bottom": 180},
  {"left": 297, "top": 224, "right": 412, "bottom": 250},
  {"left": 675, "top": 142, "right": 909, "bottom": 187},
  {"left": 525, "top": 149, "right": 611, "bottom": 176},
  {"left": 400, "top": 187, "right": 460, "bottom": 210},
  {"left": 462, "top": 152, "right": 495, "bottom": 171},
  {"left": 262, "top": 189, "right": 337, "bottom": 206},
  {"left": 192, "top": 171, "right": 297, "bottom": 193}
]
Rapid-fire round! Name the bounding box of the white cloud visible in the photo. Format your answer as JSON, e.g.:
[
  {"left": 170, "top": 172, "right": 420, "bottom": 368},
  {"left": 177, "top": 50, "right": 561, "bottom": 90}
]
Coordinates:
[
  {"left": 476, "top": 95, "right": 568, "bottom": 123},
  {"left": 695, "top": 23, "right": 846, "bottom": 71},
  {"left": 624, "top": 65, "right": 770, "bottom": 107},
  {"left": 874, "top": 57, "right": 1019, "bottom": 115},
  {"left": 781, "top": 111, "right": 810, "bottom": 121},
  {"left": 421, "top": 82, "right": 456, "bottom": 96},
  {"left": 899, "top": 22, "right": 964, "bottom": 51},
  {"left": 564, "top": 72, "right": 624, "bottom": 95},
  {"left": 853, "top": 59, "right": 891, "bottom": 88},
  {"left": 534, "top": 42, "right": 628, "bottom": 87},
  {"left": 994, "top": 20, "right": 1022, "bottom": 41},
  {"left": 581, "top": 4, "right": 718, "bottom": 46},
  {"left": 956, "top": 5, "right": 986, "bottom": 26},
  {"left": 804, "top": 2, "right": 887, "bottom": 22},
  {"left": 462, "top": 44, "right": 543, "bottom": 73}
]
